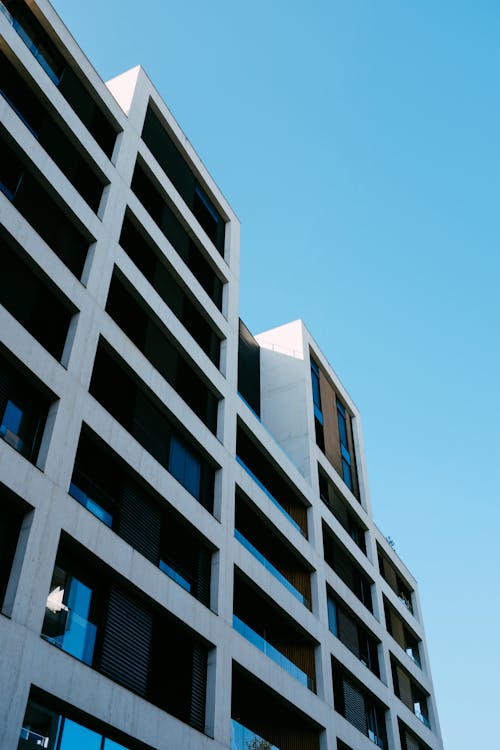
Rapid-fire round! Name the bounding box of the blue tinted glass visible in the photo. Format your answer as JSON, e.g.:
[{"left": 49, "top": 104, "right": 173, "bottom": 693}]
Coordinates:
[
  {"left": 67, "top": 578, "right": 92, "bottom": 619},
  {"left": 169, "top": 434, "right": 201, "bottom": 498},
  {"left": 337, "top": 410, "right": 348, "bottom": 449},
  {"left": 342, "top": 458, "right": 353, "bottom": 490},
  {"left": 327, "top": 597, "right": 338, "bottom": 636},
  {"left": 183, "top": 448, "right": 201, "bottom": 498},
  {"left": 104, "top": 740, "right": 129, "bottom": 750},
  {"left": 159, "top": 560, "right": 191, "bottom": 592},
  {"left": 2, "top": 400, "right": 23, "bottom": 434},
  {"left": 59, "top": 718, "right": 101, "bottom": 750},
  {"left": 169, "top": 434, "right": 186, "bottom": 483}
]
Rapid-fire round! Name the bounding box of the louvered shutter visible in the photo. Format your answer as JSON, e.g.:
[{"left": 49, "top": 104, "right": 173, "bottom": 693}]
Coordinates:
[
  {"left": 118, "top": 485, "right": 161, "bottom": 564},
  {"left": 189, "top": 644, "right": 207, "bottom": 731},
  {"left": 192, "top": 547, "right": 211, "bottom": 607},
  {"left": 338, "top": 607, "right": 360, "bottom": 658},
  {"left": 100, "top": 588, "right": 152, "bottom": 696},
  {"left": 343, "top": 676, "right": 367, "bottom": 735}
]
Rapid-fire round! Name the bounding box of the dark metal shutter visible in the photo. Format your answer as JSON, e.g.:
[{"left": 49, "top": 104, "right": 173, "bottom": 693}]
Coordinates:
[
  {"left": 118, "top": 485, "right": 161, "bottom": 564},
  {"left": 343, "top": 677, "right": 367, "bottom": 735},
  {"left": 189, "top": 644, "right": 207, "bottom": 731},
  {"left": 100, "top": 588, "right": 152, "bottom": 697},
  {"left": 338, "top": 607, "right": 360, "bottom": 658},
  {"left": 193, "top": 547, "right": 211, "bottom": 607}
]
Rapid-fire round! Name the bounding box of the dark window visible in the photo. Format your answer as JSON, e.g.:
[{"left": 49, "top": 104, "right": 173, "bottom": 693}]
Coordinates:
[
  {"left": 3, "top": 0, "right": 118, "bottom": 156},
  {"left": 131, "top": 160, "right": 223, "bottom": 309},
  {"left": 0, "top": 129, "right": 92, "bottom": 279},
  {"left": 41, "top": 537, "right": 210, "bottom": 732},
  {"left": 327, "top": 593, "right": 379, "bottom": 676},
  {"left": 318, "top": 467, "right": 366, "bottom": 554},
  {"left": 119, "top": 212, "right": 222, "bottom": 366},
  {"left": 142, "top": 104, "right": 226, "bottom": 255},
  {"left": 237, "top": 319, "right": 261, "bottom": 417},
  {"left": 105, "top": 271, "right": 218, "bottom": 432},
  {"left": 89, "top": 343, "right": 215, "bottom": 511},
  {"left": 0, "top": 51, "right": 106, "bottom": 211},
  {"left": 384, "top": 597, "right": 421, "bottom": 667},
  {"left": 0, "top": 227, "right": 74, "bottom": 361},
  {"left": 398, "top": 719, "right": 433, "bottom": 750},
  {"left": 377, "top": 545, "right": 414, "bottom": 614},
  {"left": 236, "top": 424, "right": 309, "bottom": 538},
  {"left": 0, "top": 351, "right": 51, "bottom": 463},
  {"left": 70, "top": 430, "right": 212, "bottom": 607},
  {"left": 391, "top": 657, "right": 430, "bottom": 728},
  {"left": 232, "top": 664, "right": 322, "bottom": 750},
  {"left": 0, "top": 485, "right": 27, "bottom": 608},
  {"left": 323, "top": 524, "right": 372, "bottom": 612},
  {"left": 332, "top": 659, "right": 388, "bottom": 749}
]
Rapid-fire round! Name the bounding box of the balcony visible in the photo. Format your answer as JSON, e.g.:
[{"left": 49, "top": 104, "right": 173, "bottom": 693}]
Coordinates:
[
  {"left": 391, "top": 656, "right": 431, "bottom": 728},
  {"left": 106, "top": 270, "right": 219, "bottom": 433},
  {"left": 236, "top": 425, "right": 308, "bottom": 538},
  {"left": 323, "top": 523, "right": 373, "bottom": 612},
  {"left": 231, "top": 719, "right": 280, "bottom": 750},
  {"left": 119, "top": 211, "right": 222, "bottom": 367},
  {"left": 233, "top": 616, "right": 313, "bottom": 691},
  {"left": 1, "top": 0, "right": 118, "bottom": 156},
  {"left": 235, "top": 491, "right": 311, "bottom": 608},
  {"left": 233, "top": 571, "right": 316, "bottom": 692},
  {"left": 70, "top": 429, "right": 212, "bottom": 606},
  {"left": 232, "top": 665, "right": 321, "bottom": 750},
  {"left": 378, "top": 546, "right": 414, "bottom": 616}
]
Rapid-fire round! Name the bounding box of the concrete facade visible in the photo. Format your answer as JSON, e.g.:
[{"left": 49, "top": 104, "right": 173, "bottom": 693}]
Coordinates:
[{"left": 0, "top": 3, "right": 443, "bottom": 750}]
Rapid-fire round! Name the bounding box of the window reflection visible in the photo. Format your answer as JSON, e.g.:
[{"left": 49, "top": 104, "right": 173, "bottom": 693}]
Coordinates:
[{"left": 19, "top": 697, "right": 136, "bottom": 750}]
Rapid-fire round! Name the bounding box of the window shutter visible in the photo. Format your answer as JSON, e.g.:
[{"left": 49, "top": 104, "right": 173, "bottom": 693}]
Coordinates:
[
  {"left": 338, "top": 607, "right": 360, "bottom": 658},
  {"left": 343, "top": 676, "right": 367, "bottom": 735},
  {"left": 100, "top": 588, "right": 152, "bottom": 697},
  {"left": 192, "top": 547, "right": 211, "bottom": 607},
  {"left": 118, "top": 485, "right": 161, "bottom": 564},
  {"left": 189, "top": 644, "right": 207, "bottom": 732}
]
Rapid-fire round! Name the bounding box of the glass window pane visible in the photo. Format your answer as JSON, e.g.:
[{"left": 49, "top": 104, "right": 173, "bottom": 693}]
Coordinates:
[
  {"left": 103, "top": 740, "right": 129, "bottom": 750},
  {"left": 58, "top": 718, "right": 101, "bottom": 750}
]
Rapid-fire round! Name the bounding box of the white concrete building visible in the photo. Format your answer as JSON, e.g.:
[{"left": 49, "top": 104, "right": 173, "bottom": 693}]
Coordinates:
[{"left": 0, "top": 2, "right": 443, "bottom": 750}]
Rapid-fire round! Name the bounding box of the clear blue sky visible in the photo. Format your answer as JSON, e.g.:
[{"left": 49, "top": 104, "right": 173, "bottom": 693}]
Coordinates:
[{"left": 52, "top": 2, "right": 500, "bottom": 747}]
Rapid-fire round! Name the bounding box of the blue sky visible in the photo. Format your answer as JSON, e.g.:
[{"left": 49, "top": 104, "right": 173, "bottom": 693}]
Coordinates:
[{"left": 52, "top": 1, "right": 500, "bottom": 747}]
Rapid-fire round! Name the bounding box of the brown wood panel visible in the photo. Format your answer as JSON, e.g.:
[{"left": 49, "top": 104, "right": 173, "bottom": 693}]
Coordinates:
[{"left": 319, "top": 371, "right": 343, "bottom": 476}]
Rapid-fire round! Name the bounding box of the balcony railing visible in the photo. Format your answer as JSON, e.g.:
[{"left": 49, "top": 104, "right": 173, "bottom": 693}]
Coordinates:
[
  {"left": 231, "top": 719, "right": 280, "bottom": 750},
  {"left": 236, "top": 456, "right": 303, "bottom": 536},
  {"left": 233, "top": 615, "right": 313, "bottom": 690},
  {"left": 414, "top": 705, "right": 431, "bottom": 728},
  {"left": 234, "top": 529, "right": 306, "bottom": 607}
]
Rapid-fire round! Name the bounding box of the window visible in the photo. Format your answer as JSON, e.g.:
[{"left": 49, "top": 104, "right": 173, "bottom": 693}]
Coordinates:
[
  {"left": 41, "top": 537, "right": 210, "bottom": 731},
  {"left": 42, "top": 565, "right": 98, "bottom": 665},
  {"left": 141, "top": 104, "right": 226, "bottom": 255},
  {"left": 337, "top": 400, "right": 353, "bottom": 490},
  {"left": 69, "top": 430, "right": 213, "bottom": 606},
  {"left": 323, "top": 523, "right": 373, "bottom": 612},
  {"left": 18, "top": 691, "right": 147, "bottom": 750},
  {"left": 332, "top": 660, "right": 387, "bottom": 749},
  {"left": 327, "top": 593, "right": 380, "bottom": 677},
  {"left": 0, "top": 353, "right": 50, "bottom": 463},
  {"left": 318, "top": 466, "right": 366, "bottom": 553},
  {"left": 391, "top": 656, "right": 430, "bottom": 728}
]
